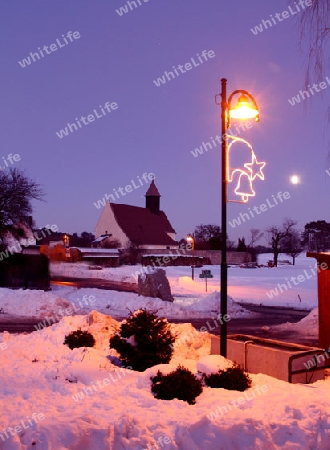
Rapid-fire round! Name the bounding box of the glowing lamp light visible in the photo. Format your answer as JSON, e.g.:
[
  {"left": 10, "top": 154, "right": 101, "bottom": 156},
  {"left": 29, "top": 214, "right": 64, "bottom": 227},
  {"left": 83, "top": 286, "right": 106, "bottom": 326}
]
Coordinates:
[
  {"left": 229, "top": 94, "right": 259, "bottom": 121},
  {"left": 290, "top": 175, "right": 299, "bottom": 184}
]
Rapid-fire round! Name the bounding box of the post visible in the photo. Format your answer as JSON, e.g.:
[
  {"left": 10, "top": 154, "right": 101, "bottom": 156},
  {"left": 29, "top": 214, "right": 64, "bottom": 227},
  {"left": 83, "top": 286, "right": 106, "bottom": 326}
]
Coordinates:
[
  {"left": 220, "top": 78, "right": 228, "bottom": 357},
  {"left": 192, "top": 237, "right": 195, "bottom": 280}
]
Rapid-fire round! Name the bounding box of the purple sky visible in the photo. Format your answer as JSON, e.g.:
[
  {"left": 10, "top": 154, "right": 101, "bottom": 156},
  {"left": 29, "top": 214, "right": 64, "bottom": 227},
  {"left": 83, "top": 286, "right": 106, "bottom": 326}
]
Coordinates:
[{"left": 1, "top": 0, "right": 329, "bottom": 246}]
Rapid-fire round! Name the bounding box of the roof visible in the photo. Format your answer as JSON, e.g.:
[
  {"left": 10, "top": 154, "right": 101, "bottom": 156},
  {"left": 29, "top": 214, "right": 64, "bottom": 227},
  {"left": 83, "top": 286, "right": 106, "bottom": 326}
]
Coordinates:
[
  {"left": 73, "top": 247, "right": 119, "bottom": 254},
  {"left": 110, "top": 203, "right": 177, "bottom": 246},
  {"left": 145, "top": 180, "right": 161, "bottom": 197},
  {"left": 92, "top": 235, "right": 112, "bottom": 244}
]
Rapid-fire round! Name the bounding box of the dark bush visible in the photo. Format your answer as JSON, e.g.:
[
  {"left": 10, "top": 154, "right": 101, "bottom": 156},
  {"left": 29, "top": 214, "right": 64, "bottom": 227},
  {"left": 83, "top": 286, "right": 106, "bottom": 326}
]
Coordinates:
[
  {"left": 203, "top": 365, "right": 251, "bottom": 391},
  {"left": 151, "top": 365, "right": 203, "bottom": 405},
  {"left": 109, "top": 309, "right": 175, "bottom": 372},
  {"left": 64, "top": 330, "right": 95, "bottom": 350}
]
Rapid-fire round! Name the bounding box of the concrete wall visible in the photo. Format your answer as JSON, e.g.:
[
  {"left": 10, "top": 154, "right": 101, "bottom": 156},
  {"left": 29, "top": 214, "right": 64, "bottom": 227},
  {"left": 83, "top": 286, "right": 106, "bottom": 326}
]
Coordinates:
[
  {"left": 194, "top": 251, "right": 252, "bottom": 265},
  {"left": 141, "top": 255, "right": 211, "bottom": 267},
  {"left": 211, "top": 335, "right": 325, "bottom": 384},
  {"left": 138, "top": 249, "right": 252, "bottom": 265}
]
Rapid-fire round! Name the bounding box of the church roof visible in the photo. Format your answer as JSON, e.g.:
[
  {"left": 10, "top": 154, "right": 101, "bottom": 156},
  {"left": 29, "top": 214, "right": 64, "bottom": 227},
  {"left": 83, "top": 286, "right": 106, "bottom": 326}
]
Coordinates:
[
  {"left": 145, "top": 180, "right": 161, "bottom": 197},
  {"left": 110, "top": 203, "right": 177, "bottom": 246}
]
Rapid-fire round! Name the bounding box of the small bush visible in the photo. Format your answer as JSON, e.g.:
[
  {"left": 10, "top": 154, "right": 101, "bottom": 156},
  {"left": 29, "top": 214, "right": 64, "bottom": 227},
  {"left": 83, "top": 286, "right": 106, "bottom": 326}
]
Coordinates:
[
  {"left": 110, "top": 309, "right": 176, "bottom": 372},
  {"left": 64, "top": 330, "right": 95, "bottom": 350},
  {"left": 151, "top": 365, "right": 203, "bottom": 405},
  {"left": 203, "top": 365, "right": 251, "bottom": 391}
]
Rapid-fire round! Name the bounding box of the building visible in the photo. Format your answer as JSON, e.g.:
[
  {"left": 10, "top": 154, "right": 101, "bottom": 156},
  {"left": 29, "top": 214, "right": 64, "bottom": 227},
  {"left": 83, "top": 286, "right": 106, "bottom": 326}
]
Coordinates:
[{"left": 95, "top": 180, "right": 178, "bottom": 250}]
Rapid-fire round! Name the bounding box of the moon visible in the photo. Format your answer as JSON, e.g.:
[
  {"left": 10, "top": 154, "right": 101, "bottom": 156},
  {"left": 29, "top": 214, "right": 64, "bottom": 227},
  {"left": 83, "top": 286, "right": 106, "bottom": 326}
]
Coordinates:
[{"left": 290, "top": 175, "right": 299, "bottom": 184}]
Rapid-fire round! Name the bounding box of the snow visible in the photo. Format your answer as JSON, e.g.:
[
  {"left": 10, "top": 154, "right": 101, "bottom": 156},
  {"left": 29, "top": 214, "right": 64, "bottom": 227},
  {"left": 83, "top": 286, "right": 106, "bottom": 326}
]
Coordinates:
[
  {"left": 0, "top": 310, "right": 330, "bottom": 449},
  {"left": 51, "top": 252, "right": 319, "bottom": 311},
  {"left": 0, "top": 253, "right": 329, "bottom": 449},
  {"left": 271, "top": 307, "right": 319, "bottom": 338}
]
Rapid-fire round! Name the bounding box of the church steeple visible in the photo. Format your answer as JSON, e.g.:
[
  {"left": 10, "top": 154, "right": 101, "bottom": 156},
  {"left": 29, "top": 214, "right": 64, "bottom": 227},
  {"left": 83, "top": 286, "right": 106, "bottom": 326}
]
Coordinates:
[{"left": 145, "top": 180, "right": 161, "bottom": 214}]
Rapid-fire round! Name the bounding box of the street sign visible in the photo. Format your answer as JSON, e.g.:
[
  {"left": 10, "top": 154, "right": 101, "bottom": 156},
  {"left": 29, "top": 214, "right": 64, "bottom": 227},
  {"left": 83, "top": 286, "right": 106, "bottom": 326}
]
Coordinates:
[
  {"left": 199, "top": 270, "right": 213, "bottom": 292},
  {"left": 199, "top": 270, "right": 213, "bottom": 279}
]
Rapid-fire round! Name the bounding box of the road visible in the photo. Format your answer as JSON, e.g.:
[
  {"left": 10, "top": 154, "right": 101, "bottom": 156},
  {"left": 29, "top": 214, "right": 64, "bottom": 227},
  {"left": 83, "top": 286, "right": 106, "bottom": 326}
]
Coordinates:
[
  {"left": 51, "top": 276, "right": 138, "bottom": 293},
  {"left": 0, "top": 277, "right": 316, "bottom": 346},
  {"left": 0, "top": 308, "right": 314, "bottom": 345}
]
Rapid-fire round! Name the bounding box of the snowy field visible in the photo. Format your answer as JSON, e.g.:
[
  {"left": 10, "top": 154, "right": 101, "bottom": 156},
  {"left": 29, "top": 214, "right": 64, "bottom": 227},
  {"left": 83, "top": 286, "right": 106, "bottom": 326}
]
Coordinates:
[
  {"left": 0, "top": 252, "right": 328, "bottom": 449},
  {"left": 50, "top": 252, "right": 319, "bottom": 311}
]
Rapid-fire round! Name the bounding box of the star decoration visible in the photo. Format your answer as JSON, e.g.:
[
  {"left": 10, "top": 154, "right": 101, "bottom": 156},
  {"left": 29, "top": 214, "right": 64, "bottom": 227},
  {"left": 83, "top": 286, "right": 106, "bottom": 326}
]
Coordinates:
[{"left": 244, "top": 152, "right": 266, "bottom": 181}]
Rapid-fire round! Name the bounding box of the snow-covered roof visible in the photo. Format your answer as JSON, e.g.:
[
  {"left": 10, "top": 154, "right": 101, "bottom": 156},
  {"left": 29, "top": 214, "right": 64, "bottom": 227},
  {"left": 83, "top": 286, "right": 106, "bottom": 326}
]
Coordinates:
[
  {"left": 73, "top": 247, "right": 119, "bottom": 254},
  {"left": 92, "top": 235, "right": 112, "bottom": 243}
]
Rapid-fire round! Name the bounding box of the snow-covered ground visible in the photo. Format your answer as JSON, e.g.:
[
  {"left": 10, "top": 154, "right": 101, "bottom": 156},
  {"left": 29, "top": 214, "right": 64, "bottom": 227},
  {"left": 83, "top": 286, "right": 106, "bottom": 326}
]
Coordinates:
[
  {"left": 0, "top": 310, "right": 330, "bottom": 450},
  {"left": 51, "top": 252, "right": 319, "bottom": 311},
  {"left": 0, "top": 252, "right": 328, "bottom": 449}
]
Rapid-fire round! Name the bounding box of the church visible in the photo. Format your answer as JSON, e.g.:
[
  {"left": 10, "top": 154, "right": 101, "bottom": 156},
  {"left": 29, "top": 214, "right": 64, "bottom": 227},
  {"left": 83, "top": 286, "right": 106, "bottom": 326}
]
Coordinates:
[{"left": 94, "top": 180, "right": 179, "bottom": 250}]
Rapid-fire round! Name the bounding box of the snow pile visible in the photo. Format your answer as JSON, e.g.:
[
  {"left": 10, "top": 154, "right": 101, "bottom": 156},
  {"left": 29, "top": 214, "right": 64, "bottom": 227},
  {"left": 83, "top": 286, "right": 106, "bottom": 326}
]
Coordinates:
[
  {"left": 0, "top": 285, "right": 254, "bottom": 322},
  {"left": 186, "top": 291, "right": 252, "bottom": 318},
  {"left": 273, "top": 307, "right": 319, "bottom": 337},
  {"left": 0, "top": 288, "right": 74, "bottom": 319},
  {"left": 50, "top": 262, "right": 134, "bottom": 283},
  {"left": 0, "top": 311, "right": 330, "bottom": 449}
]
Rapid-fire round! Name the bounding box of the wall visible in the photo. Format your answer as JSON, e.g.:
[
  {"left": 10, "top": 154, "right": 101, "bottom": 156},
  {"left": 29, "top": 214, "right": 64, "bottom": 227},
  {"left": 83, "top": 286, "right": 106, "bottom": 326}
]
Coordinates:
[
  {"left": 95, "top": 201, "right": 129, "bottom": 247},
  {"left": 0, "top": 254, "right": 50, "bottom": 290},
  {"left": 137, "top": 249, "right": 252, "bottom": 265},
  {"left": 211, "top": 335, "right": 325, "bottom": 384}
]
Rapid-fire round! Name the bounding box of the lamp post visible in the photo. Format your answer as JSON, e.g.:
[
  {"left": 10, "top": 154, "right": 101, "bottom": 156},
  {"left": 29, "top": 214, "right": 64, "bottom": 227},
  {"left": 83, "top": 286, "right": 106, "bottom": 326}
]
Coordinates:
[
  {"left": 186, "top": 233, "right": 195, "bottom": 280},
  {"left": 63, "top": 234, "right": 70, "bottom": 260},
  {"left": 218, "top": 78, "right": 260, "bottom": 357}
]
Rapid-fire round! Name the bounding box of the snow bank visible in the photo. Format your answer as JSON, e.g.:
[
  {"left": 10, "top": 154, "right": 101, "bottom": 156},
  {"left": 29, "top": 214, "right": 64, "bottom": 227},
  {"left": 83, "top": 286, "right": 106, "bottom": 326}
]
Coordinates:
[
  {"left": 272, "top": 307, "right": 319, "bottom": 338},
  {"left": 0, "top": 311, "right": 330, "bottom": 449},
  {"left": 0, "top": 288, "right": 74, "bottom": 319}
]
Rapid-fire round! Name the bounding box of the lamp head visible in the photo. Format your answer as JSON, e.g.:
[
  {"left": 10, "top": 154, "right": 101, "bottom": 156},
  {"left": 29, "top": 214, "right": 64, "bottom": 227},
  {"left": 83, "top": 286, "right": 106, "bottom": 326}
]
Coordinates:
[{"left": 230, "top": 94, "right": 259, "bottom": 121}]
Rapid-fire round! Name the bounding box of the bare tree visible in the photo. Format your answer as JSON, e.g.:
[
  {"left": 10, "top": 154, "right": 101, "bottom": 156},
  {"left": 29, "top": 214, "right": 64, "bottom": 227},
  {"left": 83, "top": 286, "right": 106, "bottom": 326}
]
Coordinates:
[
  {"left": 0, "top": 168, "right": 44, "bottom": 249},
  {"left": 248, "top": 228, "right": 264, "bottom": 263},
  {"left": 298, "top": 0, "right": 330, "bottom": 86},
  {"left": 193, "top": 224, "right": 222, "bottom": 250},
  {"left": 266, "top": 219, "right": 297, "bottom": 267},
  {"left": 282, "top": 229, "right": 303, "bottom": 265}
]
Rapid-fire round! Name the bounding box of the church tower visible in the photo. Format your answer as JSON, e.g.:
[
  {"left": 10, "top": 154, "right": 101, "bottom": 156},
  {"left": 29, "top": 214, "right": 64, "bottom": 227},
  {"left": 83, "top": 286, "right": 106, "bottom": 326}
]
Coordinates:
[{"left": 145, "top": 180, "right": 161, "bottom": 215}]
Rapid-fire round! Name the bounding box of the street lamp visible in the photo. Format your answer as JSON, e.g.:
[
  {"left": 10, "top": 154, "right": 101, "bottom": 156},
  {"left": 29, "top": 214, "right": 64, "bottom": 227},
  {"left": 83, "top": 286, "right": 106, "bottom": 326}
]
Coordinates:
[
  {"left": 63, "top": 234, "right": 70, "bottom": 260},
  {"left": 186, "top": 233, "right": 195, "bottom": 280},
  {"left": 218, "top": 78, "right": 260, "bottom": 357}
]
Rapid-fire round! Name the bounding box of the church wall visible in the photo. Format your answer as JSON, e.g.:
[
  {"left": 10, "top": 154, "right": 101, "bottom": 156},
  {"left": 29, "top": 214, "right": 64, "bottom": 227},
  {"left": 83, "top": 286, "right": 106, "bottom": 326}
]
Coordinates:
[{"left": 95, "top": 202, "right": 130, "bottom": 248}]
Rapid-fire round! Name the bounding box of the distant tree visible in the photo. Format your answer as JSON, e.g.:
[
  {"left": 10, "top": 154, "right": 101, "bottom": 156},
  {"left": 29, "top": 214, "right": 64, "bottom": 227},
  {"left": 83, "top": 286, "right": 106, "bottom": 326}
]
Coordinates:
[
  {"left": 194, "top": 224, "right": 221, "bottom": 242},
  {"left": 70, "top": 232, "right": 95, "bottom": 247},
  {"left": 302, "top": 220, "right": 330, "bottom": 251},
  {"left": 266, "top": 219, "right": 297, "bottom": 267},
  {"left": 80, "top": 232, "right": 95, "bottom": 247},
  {"left": 103, "top": 238, "right": 121, "bottom": 249},
  {"left": 227, "top": 239, "right": 236, "bottom": 251},
  {"left": 0, "top": 168, "right": 44, "bottom": 249},
  {"left": 209, "top": 236, "right": 221, "bottom": 250},
  {"left": 282, "top": 229, "right": 303, "bottom": 265},
  {"left": 120, "top": 242, "right": 139, "bottom": 265},
  {"left": 193, "top": 224, "right": 229, "bottom": 250},
  {"left": 247, "top": 228, "right": 264, "bottom": 262},
  {"left": 237, "top": 237, "right": 247, "bottom": 252},
  {"left": 248, "top": 228, "right": 263, "bottom": 248}
]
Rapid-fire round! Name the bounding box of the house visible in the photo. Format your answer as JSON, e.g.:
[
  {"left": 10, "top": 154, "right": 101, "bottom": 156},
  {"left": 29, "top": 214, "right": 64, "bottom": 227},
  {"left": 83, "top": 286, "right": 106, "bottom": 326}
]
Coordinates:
[{"left": 95, "top": 180, "right": 178, "bottom": 250}]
